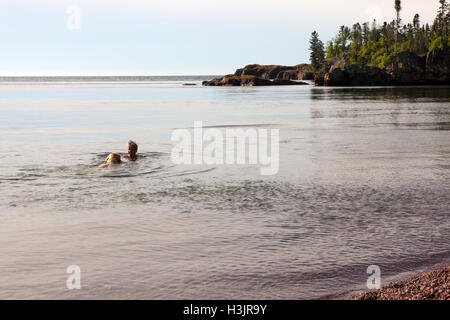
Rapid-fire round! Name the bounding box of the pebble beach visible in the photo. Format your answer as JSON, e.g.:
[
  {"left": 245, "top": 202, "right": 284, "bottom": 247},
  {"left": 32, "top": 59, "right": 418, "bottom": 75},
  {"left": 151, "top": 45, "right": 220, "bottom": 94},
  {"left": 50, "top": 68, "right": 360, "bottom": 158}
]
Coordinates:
[{"left": 351, "top": 266, "right": 449, "bottom": 300}]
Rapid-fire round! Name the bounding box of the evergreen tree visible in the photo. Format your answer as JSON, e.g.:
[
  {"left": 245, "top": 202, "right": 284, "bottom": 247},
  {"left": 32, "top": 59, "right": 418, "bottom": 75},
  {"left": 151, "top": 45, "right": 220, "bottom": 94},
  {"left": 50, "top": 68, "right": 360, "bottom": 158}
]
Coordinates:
[
  {"left": 437, "top": 0, "right": 449, "bottom": 44},
  {"left": 349, "top": 23, "right": 363, "bottom": 63},
  {"left": 309, "top": 31, "right": 325, "bottom": 72},
  {"left": 362, "top": 22, "right": 370, "bottom": 43},
  {"left": 395, "top": 0, "right": 402, "bottom": 55},
  {"left": 326, "top": 41, "right": 336, "bottom": 59},
  {"left": 370, "top": 19, "right": 380, "bottom": 42},
  {"left": 316, "top": 0, "right": 447, "bottom": 69},
  {"left": 413, "top": 14, "right": 420, "bottom": 31}
]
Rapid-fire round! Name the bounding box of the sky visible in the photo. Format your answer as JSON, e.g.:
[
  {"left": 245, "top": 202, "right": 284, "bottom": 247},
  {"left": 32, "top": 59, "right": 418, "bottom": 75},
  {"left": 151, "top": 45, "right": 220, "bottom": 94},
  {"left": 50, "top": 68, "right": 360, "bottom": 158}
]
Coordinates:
[{"left": 0, "top": 0, "right": 441, "bottom": 76}]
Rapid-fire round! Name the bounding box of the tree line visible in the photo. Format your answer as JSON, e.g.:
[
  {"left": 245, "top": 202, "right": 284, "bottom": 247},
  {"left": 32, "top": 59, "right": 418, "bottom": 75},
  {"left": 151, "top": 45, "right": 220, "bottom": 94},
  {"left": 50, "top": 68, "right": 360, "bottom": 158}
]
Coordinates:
[{"left": 309, "top": 0, "right": 450, "bottom": 72}]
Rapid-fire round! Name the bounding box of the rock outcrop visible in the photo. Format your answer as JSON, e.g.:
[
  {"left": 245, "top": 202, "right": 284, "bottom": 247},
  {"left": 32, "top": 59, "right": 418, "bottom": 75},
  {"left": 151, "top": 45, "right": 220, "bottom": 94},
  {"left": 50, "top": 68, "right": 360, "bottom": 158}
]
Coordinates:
[
  {"left": 297, "top": 71, "right": 315, "bottom": 80},
  {"left": 202, "top": 74, "right": 308, "bottom": 86},
  {"left": 234, "top": 64, "right": 312, "bottom": 80},
  {"left": 390, "top": 47, "right": 450, "bottom": 85},
  {"left": 275, "top": 69, "right": 314, "bottom": 81},
  {"left": 315, "top": 54, "right": 393, "bottom": 86},
  {"left": 314, "top": 74, "right": 324, "bottom": 86},
  {"left": 315, "top": 47, "right": 450, "bottom": 86},
  {"left": 275, "top": 69, "right": 300, "bottom": 81},
  {"left": 235, "top": 64, "right": 297, "bottom": 79},
  {"left": 325, "top": 64, "right": 393, "bottom": 86},
  {"left": 203, "top": 64, "right": 313, "bottom": 86}
]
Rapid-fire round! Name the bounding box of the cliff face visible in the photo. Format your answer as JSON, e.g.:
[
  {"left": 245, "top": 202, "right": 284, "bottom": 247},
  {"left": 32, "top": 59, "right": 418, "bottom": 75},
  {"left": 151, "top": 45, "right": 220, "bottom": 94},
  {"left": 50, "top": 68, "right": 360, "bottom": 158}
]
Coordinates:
[
  {"left": 315, "top": 47, "right": 450, "bottom": 86},
  {"left": 391, "top": 47, "right": 450, "bottom": 85},
  {"left": 203, "top": 64, "right": 312, "bottom": 86}
]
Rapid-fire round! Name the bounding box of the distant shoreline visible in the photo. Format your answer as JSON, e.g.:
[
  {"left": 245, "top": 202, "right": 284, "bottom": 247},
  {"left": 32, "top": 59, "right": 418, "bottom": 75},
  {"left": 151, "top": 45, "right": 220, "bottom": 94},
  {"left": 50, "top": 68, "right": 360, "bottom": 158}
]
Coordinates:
[{"left": 0, "top": 75, "right": 221, "bottom": 82}]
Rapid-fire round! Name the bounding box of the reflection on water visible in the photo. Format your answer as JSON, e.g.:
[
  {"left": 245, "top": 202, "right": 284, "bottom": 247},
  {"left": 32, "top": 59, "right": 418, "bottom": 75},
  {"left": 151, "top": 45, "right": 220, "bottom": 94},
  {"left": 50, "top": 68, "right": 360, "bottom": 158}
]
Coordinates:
[
  {"left": 310, "top": 86, "right": 450, "bottom": 102},
  {"left": 0, "top": 81, "right": 449, "bottom": 299},
  {"left": 309, "top": 87, "right": 450, "bottom": 133}
]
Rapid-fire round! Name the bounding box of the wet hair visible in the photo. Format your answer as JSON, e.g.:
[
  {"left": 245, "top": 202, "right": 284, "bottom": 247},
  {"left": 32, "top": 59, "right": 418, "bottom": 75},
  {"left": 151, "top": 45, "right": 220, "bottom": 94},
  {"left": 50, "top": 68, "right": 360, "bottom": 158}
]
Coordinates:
[
  {"left": 128, "top": 140, "right": 138, "bottom": 152},
  {"left": 106, "top": 152, "right": 122, "bottom": 164}
]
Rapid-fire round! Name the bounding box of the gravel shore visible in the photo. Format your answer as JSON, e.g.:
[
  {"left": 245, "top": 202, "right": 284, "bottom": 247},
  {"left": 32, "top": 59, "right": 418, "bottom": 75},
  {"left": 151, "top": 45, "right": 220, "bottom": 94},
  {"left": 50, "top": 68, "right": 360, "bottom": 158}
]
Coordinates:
[{"left": 351, "top": 266, "right": 449, "bottom": 300}]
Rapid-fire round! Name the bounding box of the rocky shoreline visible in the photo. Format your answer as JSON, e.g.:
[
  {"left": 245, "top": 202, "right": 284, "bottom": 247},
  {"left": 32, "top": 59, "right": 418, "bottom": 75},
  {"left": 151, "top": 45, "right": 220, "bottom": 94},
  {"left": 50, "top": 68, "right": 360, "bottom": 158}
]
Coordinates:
[
  {"left": 203, "top": 47, "right": 449, "bottom": 87},
  {"left": 315, "top": 46, "right": 450, "bottom": 86},
  {"left": 350, "top": 266, "right": 449, "bottom": 300},
  {"left": 202, "top": 64, "right": 312, "bottom": 86}
]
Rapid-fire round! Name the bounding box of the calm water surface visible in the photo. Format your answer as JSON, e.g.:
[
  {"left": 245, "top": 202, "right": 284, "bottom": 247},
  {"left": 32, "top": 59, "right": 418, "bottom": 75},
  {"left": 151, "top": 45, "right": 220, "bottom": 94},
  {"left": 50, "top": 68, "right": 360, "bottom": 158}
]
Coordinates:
[{"left": 0, "top": 78, "right": 449, "bottom": 299}]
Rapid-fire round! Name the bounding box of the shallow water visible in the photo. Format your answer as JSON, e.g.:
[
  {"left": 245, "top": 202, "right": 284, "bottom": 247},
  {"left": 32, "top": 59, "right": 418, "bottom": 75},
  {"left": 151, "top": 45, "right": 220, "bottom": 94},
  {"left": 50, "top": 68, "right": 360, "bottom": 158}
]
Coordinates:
[{"left": 0, "top": 79, "right": 449, "bottom": 299}]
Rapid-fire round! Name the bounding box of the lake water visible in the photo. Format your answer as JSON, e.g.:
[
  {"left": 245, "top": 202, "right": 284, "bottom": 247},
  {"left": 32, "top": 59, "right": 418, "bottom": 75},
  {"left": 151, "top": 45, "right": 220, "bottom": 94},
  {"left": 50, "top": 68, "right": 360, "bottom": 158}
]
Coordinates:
[{"left": 0, "top": 78, "right": 449, "bottom": 299}]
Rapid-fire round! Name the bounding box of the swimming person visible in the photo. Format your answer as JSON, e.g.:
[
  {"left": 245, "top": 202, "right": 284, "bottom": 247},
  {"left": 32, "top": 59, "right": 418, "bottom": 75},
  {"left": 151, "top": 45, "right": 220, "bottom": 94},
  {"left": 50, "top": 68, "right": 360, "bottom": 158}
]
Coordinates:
[
  {"left": 98, "top": 152, "right": 122, "bottom": 168},
  {"left": 123, "top": 140, "right": 142, "bottom": 161}
]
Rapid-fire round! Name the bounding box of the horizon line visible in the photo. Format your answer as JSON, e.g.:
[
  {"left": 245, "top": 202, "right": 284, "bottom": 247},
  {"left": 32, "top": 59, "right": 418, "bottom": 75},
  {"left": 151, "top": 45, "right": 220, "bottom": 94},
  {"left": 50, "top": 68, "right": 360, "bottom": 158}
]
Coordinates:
[{"left": 0, "top": 74, "right": 223, "bottom": 77}]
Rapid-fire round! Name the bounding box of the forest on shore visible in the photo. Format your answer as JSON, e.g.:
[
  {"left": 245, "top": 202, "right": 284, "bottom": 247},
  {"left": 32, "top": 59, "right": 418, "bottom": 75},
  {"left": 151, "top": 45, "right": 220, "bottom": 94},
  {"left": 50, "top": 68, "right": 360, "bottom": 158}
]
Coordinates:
[{"left": 309, "top": 0, "right": 450, "bottom": 71}]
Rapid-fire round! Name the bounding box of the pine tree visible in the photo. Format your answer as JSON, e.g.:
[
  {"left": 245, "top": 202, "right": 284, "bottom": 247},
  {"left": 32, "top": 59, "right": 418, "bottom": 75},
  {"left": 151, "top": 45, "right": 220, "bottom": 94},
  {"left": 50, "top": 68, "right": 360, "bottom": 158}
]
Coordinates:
[
  {"left": 309, "top": 31, "right": 325, "bottom": 72},
  {"left": 335, "top": 25, "right": 351, "bottom": 55},
  {"left": 413, "top": 14, "right": 420, "bottom": 31},
  {"left": 362, "top": 23, "right": 370, "bottom": 43},
  {"left": 412, "top": 14, "right": 421, "bottom": 53},
  {"left": 370, "top": 19, "right": 380, "bottom": 42},
  {"left": 352, "top": 23, "right": 363, "bottom": 47},
  {"left": 395, "top": 0, "right": 402, "bottom": 55},
  {"left": 438, "top": 0, "right": 448, "bottom": 33},
  {"left": 437, "top": 0, "right": 449, "bottom": 44}
]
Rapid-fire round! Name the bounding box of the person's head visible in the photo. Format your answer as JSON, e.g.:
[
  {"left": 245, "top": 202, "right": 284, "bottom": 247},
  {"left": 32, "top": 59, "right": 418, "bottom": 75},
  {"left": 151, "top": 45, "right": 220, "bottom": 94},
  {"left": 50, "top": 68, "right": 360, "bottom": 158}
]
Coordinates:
[
  {"left": 106, "top": 152, "right": 122, "bottom": 165},
  {"left": 127, "top": 140, "right": 138, "bottom": 157}
]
